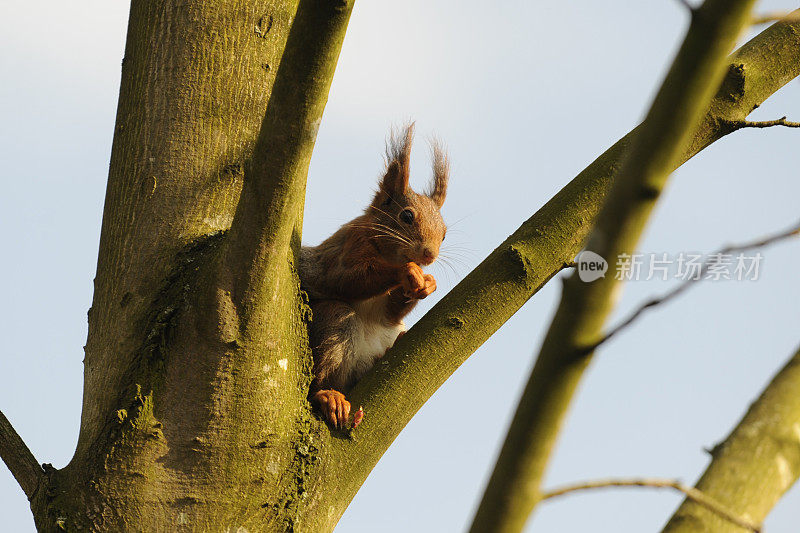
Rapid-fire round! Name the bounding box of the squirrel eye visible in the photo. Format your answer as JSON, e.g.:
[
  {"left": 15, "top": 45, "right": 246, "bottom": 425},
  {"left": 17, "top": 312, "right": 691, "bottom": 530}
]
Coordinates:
[{"left": 399, "top": 209, "right": 414, "bottom": 224}]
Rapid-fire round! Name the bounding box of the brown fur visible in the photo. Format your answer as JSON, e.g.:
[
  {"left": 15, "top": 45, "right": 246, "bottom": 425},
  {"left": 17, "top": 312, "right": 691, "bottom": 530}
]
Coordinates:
[{"left": 299, "top": 124, "right": 449, "bottom": 428}]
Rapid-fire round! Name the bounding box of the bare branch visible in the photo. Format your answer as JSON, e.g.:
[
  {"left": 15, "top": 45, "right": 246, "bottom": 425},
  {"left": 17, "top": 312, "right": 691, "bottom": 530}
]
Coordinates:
[
  {"left": 469, "top": 0, "right": 760, "bottom": 530},
  {"left": 675, "top": 0, "right": 697, "bottom": 14},
  {"left": 0, "top": 409, "right": 44, "bottom": 499},
  {"left": 542, "top": 478, "right": 761, "bottom": 532},
  {"left": 222, "top": 1, "right": 354, "bottom": 328},
  {"left": 726, "top": 115, "right": 800, "bottom": 129},
  {"left": 663, "top": 344, "right": 800, "bottom": 531},
  {"left": 584, "top": 219, "right": 800, "bottom": 353},
  {"left": 751, "top": 11, "right": 800, "bottom": 25}
]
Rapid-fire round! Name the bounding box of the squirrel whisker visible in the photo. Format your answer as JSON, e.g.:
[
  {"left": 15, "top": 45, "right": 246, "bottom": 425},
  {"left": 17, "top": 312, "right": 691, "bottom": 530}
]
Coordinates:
[
  {"left": 367, "top": 205, "right": 415, "bottom": 239},
  {"left": 345, "top": 222, "right": 415, "bottom": 247},
  {"left": 372, "top": 208, "right": 416, "bottom": 244}
]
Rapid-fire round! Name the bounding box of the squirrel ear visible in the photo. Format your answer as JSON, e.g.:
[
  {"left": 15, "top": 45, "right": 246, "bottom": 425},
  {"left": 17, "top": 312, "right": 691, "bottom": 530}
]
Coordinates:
[
  {"left": 427, "top": 139, "right": 449, "bottom": 207},
  {"left": 380, "top": 122, "right": 414, "bottom": 198}
]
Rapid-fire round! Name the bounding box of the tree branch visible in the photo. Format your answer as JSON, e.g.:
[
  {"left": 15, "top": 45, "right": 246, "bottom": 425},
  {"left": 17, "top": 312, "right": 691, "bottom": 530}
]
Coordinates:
[
  {"left": 222, "top": 0, "right": 354, "bottom": 330},
  {"left": 76, "top": 0, "right": 323, "bottom": 462},
  {"left": 751, "top": 11, "right": 800, "bottom": 25},
  {"left": 725, "top": 115, "right": 800, "bottom": 129},
  {"left": 662, "top": 344, "right": 800, "bottom": 532},
  {"left": 674, "top": 0, "right": 697, "bottom": 15},
  {"left": 470, "top": 0, "right": 759, "bottom": 530},
  {"left": 0, "top": 409, "right": 44, "bottom": 500},
  {"left": 542, "top": 478, "right": 760, "bottom": 532},
  {"left": 585, "top": 219, "right": 800, "bottom": 353},
  {"left": 313, "top": 12, "right": 800, "bottom": 527}
]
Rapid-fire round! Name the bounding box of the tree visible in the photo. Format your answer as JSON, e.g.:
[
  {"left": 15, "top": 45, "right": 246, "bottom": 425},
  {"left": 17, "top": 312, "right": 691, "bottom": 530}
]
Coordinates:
[{"left": 1, "top": 1, "right": 799, "bottom": 531}]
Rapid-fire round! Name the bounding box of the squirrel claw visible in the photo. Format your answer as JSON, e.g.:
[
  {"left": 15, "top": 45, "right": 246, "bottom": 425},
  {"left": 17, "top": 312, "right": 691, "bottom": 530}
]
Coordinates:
[
  {"left": 313, "top": 389, "right": 351, "bottom": 429},
  {"left": 352, "top": 406, "right": 365, "bottom": 429}
]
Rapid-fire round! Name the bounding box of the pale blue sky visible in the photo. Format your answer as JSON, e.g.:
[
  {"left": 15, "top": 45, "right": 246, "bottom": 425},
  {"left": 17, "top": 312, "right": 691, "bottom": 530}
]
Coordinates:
[{"left": 1, "top": 1, "right": 799, "bottom": 531}]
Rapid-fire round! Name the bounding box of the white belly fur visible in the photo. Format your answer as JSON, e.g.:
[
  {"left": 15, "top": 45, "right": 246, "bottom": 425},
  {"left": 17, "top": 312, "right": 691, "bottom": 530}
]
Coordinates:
[{"left": 349, "top": 294, "right": 405, "bottom": 380}]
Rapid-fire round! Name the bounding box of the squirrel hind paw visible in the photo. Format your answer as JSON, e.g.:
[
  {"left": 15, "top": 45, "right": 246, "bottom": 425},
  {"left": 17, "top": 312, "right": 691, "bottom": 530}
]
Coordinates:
[{"left": 313, "top": 389, "right": 351, "bottom": 429}]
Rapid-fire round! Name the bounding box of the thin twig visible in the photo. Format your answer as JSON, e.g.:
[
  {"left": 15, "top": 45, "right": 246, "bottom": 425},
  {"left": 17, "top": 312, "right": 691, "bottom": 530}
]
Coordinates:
[
  {"left": 751, "top": 11, "right": 800, "bottom": 25},
  {"left": 585, "top": 220, "right": 800, "bottom": 353},
  {"left": 731, "top": 116, "right": 800, "bottom": 129},
  {"left": 541, "top": 477, "right": 761, "bottom": 532},
  {"left": 0, "top": 409, "right": 45, "bottom": 499},
  {"left": 674, "top": 0, "right": 696, "bottom": 13}
]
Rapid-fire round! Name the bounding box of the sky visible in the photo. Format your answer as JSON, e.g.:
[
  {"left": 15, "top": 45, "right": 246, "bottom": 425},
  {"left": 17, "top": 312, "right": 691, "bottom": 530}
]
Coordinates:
[{"left": 1, "top": 0, "right": 799, "bottom": 532}]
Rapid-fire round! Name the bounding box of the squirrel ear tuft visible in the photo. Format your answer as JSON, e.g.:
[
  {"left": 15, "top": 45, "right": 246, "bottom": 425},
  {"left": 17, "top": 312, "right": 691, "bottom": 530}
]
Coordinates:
[
  {"left": 380, "top": 122, "right": 415, "bottom": 198},
  {"left": 427, "top": 139, "right": 449, "bottom": 207}
]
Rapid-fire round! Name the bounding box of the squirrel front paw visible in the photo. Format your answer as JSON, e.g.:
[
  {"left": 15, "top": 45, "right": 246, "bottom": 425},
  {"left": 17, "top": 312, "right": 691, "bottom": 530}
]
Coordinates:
[
  {"left": 313, "top": 389, "right": 351, "bottom": 429},
  {"left": 401, "top": 262, "right": 437, "bottom": 300}
]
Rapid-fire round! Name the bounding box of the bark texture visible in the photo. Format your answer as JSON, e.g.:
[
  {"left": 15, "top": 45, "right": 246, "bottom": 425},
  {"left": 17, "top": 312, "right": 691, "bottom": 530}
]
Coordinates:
[{"left": 31, "top": 0, "right": 354, "bottom": 531}]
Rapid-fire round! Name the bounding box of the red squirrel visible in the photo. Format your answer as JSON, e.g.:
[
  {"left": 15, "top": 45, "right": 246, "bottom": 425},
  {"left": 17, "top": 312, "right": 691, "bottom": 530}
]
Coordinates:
[{"left": 299, "top": 124, "right": 448, "bottom": 428}]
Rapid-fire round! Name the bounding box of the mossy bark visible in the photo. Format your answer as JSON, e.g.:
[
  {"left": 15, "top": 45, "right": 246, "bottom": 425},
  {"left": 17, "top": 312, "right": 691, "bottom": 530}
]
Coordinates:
[
  {"left": 5, "top": 3, "right": 799, "bottom": 533},
  {"left": 29, "top": 0, "right": 354, "bottom": 531}
]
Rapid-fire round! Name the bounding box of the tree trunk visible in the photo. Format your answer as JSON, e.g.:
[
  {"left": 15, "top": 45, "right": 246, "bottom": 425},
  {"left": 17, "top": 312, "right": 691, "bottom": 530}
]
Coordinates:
[{"left": 32, "top": 1, "right": 353, "bottom": 530}]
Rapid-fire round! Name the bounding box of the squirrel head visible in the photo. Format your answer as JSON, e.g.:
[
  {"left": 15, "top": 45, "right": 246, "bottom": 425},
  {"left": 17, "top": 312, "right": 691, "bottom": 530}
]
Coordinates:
[{"left": 367, "top": 123, "right": 448, "bottom": 267}]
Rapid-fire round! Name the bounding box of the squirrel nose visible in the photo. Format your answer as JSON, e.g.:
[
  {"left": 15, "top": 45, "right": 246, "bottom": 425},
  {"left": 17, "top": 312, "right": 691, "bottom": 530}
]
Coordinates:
[{"left": 422, "top": 248, "right": 435, "bottom": 262}]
